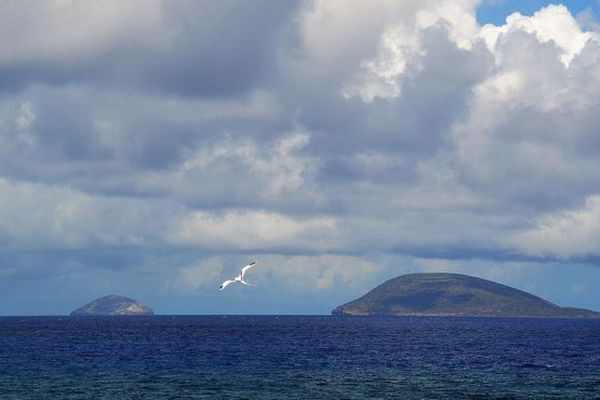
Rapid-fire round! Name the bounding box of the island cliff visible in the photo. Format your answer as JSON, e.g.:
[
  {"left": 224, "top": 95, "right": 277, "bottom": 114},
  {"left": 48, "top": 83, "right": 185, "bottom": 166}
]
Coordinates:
[
  {"left": 71, "top": 295, "right": 153, "bottom": 316},
  {"left": 332, "top": 273, "right": 599, "bottom": 318}
]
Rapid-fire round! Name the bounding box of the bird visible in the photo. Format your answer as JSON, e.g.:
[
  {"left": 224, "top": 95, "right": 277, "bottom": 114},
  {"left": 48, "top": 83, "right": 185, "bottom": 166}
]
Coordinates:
[{"left": 219, "top": 261, "right": 256, "bottom": 290}]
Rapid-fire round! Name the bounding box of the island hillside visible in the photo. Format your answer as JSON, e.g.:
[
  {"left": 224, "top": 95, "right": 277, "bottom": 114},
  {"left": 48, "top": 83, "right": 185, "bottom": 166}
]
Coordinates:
[
  {"left": 71, "top": 295, "right": 153, "bottom": 316},
  {"left": 332, "top": 273, "right": 599, "bottom": 318}
]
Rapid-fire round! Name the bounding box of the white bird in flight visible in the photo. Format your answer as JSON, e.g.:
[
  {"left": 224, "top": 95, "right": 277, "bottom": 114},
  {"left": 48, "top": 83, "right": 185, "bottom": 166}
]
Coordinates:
[{"left": 219, "top": 261, "right": 256, "bottom": 291}]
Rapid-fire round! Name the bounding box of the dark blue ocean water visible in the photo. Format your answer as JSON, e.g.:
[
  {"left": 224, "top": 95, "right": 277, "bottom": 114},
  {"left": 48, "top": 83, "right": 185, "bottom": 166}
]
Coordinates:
[{"left": 0, "top": 316, "right": 599, "bottom": 399}]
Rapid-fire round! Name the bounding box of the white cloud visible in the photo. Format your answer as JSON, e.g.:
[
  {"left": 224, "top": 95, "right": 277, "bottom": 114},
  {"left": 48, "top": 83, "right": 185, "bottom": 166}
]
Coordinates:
[
  {"left": 168, "top": 210, "right": 338, "bottom": 252},
  {"left": 158, "top": 132, "right": 326, "bottom": 211},
  {"left": 342, "top": 0, "right": 480, "bottom": 101},
  {"left": 179, "top": 132, "right": 314, "bottom": 198},
  {"left": 299, "top": 0, "right": 400, "bottom": 78},
  {"left": 445, "top": 5, "right": 600, "bottom": 214},
  {"left": 0, "top": 177, "right": 168, "bottom": 249},
  {"left": 481, "top": 4, "right": 597, "bottom": 66},
  {"left": 343, "top": 3, "right": 598, "bottom": 103},
  {"left": 510, "top": 195, "right": 600, "bottom": 258}
]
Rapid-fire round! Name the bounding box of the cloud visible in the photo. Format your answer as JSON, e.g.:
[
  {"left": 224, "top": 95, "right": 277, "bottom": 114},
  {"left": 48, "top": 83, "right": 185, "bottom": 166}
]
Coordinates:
[
  {"left": 0, "top": 0, "right": 301, "bottom": 96},
  {"left": 0, "top": 0, "right": 166, "bottom": 63},
  {"left": 342, "top": 0, "right": 481, "bottom": 101},
  {"left": 0, "top": 177, "right": 169, "bottom": 250},
  {"left": 510, "top": 195, "right": 600, "bottom": 258},
  {"left": 450, "top": 7, "right": 600, "bottom": 212},
  {"left": 168, "top": 210, "right": 337, "bottom": 252},
  {"left": 1, "top": 1, "right": 598, "bottom": 262},
  {"left": 2, "top": 1, "right": 600, "bottom": 313},
  {"left": 171, "top": 132, "right": 322, "bottom": 208},
  {"left": 1, "top": 1, "right": 599, "bottom": 261},
  {"left": 480, "top": 4, "right": 597, "bottom": 66}
]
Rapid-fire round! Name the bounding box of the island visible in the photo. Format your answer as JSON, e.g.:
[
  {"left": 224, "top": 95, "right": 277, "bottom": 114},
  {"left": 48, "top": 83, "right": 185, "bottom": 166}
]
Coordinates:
[
  {"left": 332, "top": 273, "right": 600, "bottom": 318},
  {"left": 70, "top": 295, "right": 154, "bottom": 316}
]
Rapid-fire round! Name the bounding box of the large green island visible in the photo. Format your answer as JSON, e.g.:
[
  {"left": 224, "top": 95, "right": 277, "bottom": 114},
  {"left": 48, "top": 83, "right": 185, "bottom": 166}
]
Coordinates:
[{"left": 332, "top": 273, "right": 600, "bottom": 318}]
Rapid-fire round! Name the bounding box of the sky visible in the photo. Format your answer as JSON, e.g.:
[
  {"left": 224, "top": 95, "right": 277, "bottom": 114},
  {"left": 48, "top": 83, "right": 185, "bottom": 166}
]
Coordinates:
[{"left": 1, "top": 0, "right": 600, "bottom": 315}]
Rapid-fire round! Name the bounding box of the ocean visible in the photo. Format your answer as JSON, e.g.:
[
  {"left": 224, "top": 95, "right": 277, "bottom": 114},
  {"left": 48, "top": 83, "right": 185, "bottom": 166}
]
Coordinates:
[{"left": 0, "top": 316, "right": 599, "bottom": 399}]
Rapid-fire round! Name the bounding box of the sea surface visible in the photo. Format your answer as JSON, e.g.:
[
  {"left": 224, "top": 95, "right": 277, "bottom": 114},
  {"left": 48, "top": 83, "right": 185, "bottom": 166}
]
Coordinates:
[{"left": 0, "top": 316, "right": 599, "bottom": 399}]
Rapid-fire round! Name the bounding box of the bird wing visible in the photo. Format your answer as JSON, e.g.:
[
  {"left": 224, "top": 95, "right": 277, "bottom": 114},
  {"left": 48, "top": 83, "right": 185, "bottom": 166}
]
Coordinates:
[
  {"left": 219, "top": 280, "right": 236, "bottom": 291},
  {"left": 240, "top": 261, "right": 256, "bottom": 280}
]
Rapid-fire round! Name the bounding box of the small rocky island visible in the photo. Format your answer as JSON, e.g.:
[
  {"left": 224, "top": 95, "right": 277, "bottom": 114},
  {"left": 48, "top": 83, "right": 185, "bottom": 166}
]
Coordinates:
[
  {"left": 71, "top": 295, "right": 153, "bottom": 316},
  {"left": 333, "top": 273, "right": 599, "bottom": 318}
]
